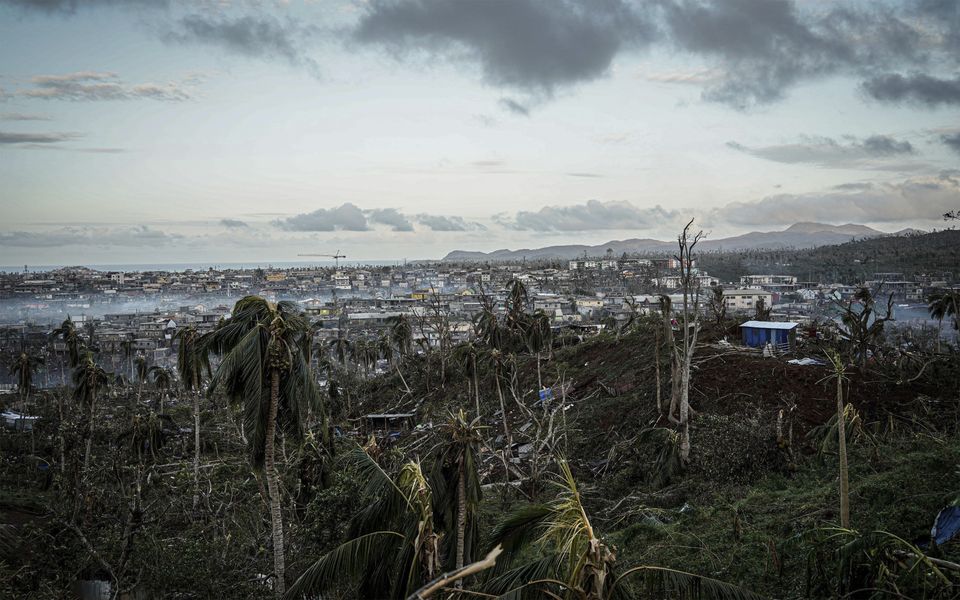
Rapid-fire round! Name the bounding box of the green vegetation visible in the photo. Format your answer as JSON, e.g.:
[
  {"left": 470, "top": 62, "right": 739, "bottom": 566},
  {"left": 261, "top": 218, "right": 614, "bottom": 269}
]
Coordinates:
[{"left": 2, "top": 280, "right": 959, "bottom": 599}]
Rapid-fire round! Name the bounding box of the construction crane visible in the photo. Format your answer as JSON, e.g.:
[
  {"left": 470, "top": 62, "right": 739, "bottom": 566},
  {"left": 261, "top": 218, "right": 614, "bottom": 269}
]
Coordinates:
[{"left": 298, "top": 250, "right": 346, "bottom": 269}]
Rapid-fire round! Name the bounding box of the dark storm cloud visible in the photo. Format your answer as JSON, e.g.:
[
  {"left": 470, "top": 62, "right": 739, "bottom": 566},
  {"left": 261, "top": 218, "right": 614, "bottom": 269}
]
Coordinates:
[
  {"left": 658, "top": 0, "right": 934, "bottom": 108},
  {"left": 499, "top": 199, "right": 678, "bottom": 231},
  {"left": 415, "top": 214, "right": 485, "bottom": 231},
  {"left": 165, "top": 14, "right": 320, "bottom": 76},
  {"left": 0, "top": 0, "right": 165, "bottom": 12},
  {"left": 714, "top": 172, "right": 960, "bottom": 226},
  {"left": 942, "top": 133, "right": 960, "bottom": 155},
  {"left": 0, "top": 130, "right": 78, "bottom": 144},
  {"left": 367, "top": 208, "right": 414, "bottom": 232},
  {"left": 275, "top": 203, "right": 370, "bottom": 232},
  {"left": 353, "top": 0, "right": 654, "bottom": 94},
  {"left": 861, "top": 73, "right": 960, "bottom": 107},
  {"left": 219, "top": 218, "right": 248, "bottom": 229},
  {"left": 0, "top": 226, "right": 180, "bottom": 247},
  {"left": 350, "top": 0, "right": 953, "bottom": 109},
  {"left": 19, "top": 71, "right": 192, "bottom": 102},
  {"left": 727, "top": 134, "right": 917, "bottom": 169}
]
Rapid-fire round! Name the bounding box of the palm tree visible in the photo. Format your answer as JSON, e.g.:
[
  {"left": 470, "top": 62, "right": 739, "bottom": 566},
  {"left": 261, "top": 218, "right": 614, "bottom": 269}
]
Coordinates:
[
  {"left": 10, "top": 351, "right": 43, "bottom": 412},
  {"left": 176, "top": 325, "right": 209, "bottom": 509},
  {"left": 72, "top": 351, "right": 110, "bottom": 482},
  {"left": 524, "top": 310, "right": 553, "bottom": 390},
  {"left": 452, "top": 341, "right": 482, "bottom": 418},
  {"left": 286, "top": 447, "right": 448, "bottom": 599},
  {"left": 134, "top": 354, "right": 149, "bottom": 404},
  {"left": 505, "top": 278, "right": 529, "bottom": 335},
  {"left": 823, "top": 350, "right": 851, "bottom": 529},
  {"left": 52, "top": 316, "right": 83, "bottom": 385},
  {"left": 484, "top": 348, "right": 513, "bottom": 483},
  {"left": 378, "top": 333, "right": 395, "bottom": 367},
  {"left": 432, "top": 410, "right": 484, "bottom": 583},
  {"left": 119, "top": 336, "right": 135, "bottom": 381},
  {"left": 388, "top": 314, "right": 413, "bottom": 359},
  {"left": 149, "top": 365, "right": 173, "bottom": 412},
  {"left": 485, "top": 460, "right": 758, "bottom": 599},
  {"left": 928, "top": 290, "right": 959, "bottom": 352},
  {"left": 475, "top": 302, "right": 503, "bottom": 350},
  {"left": 203, "top": 296, "right": 319, "bottom": 597},
  {"left": 329, "top": 336, "right": 352, "bottom": 369}
]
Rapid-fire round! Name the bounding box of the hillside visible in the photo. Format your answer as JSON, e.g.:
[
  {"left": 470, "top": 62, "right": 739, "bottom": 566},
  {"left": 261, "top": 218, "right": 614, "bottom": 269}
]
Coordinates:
[
  {"left": 442, "top": 222, "right": 896, "bottom": 261},
  {"left": 697, "top": 228, "right": 960, "bottom": 282}
]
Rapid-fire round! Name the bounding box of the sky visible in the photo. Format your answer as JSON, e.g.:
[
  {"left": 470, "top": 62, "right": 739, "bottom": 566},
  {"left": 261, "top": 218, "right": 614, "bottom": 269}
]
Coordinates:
[{"left": 0, "top": 0, "right": 958, "bottom": 265}]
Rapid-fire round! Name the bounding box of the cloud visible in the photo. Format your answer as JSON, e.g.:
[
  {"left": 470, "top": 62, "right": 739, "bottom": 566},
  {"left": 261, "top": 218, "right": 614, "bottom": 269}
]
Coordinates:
[
  {"left": 353, "top": 0, "right": 654, "bottom": 95},
  {"left": 499, "top": 199, "right": 678, "bottom": 231},
  {"left": 367, "top": 208, "right": 414, "bottom": 231},
  {"left": 17, "top": 71, "right": 193, "bottom": 102},
  {"left": 942, "top": 133, "right": 960, "bottom": 155},
  {"left": 714, "top": 172, "right": 960, "bottom": 226},
  {"left": 219, "top": 218, "right": 248, "bottom": 229},
  {"left": 727, "top": 134, "right": 918, "bottom": 169},
  {"left": 0, "top": 130, "right": 79, "bottom": 145},
  {"left": 0, "top": 225, "right": 180, "bottom": 247},
  {"left": 659, "top": 0, "right": 931, "bottom": 108},
  {"left": 415, "top": 214, "right": 485, "bottom": 231},
  {"left": 0, "top": 0, "right": 165, "bottom": 12},
  {"left": 861, "top": 73, "right": 960, "bottom": 107},
  {"left": 498, "top": 97, "right": 530, "bottom": 116},
  {"left": 0, "top": 112, "right": 51, "bottom": 121},
  {"left": 274, "top": 203, "right": 370, "bottom": 232},
  {"left": 164, "top": 14, "right": 320, "bottom": 76}
]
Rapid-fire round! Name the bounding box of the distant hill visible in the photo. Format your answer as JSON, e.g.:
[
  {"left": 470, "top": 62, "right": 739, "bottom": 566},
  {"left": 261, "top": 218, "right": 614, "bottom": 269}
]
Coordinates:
[
  {"left": 442, "top": 222, "right": 896, "bottom": 262},
  {"left": 697, "top": 228, "right": 960, "bottom": 283}
]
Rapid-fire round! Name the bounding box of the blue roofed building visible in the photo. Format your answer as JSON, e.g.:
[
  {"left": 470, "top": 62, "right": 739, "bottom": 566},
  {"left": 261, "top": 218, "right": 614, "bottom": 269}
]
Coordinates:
[{"left": 739, "top": 320, "right": 799, "bottom": 351}]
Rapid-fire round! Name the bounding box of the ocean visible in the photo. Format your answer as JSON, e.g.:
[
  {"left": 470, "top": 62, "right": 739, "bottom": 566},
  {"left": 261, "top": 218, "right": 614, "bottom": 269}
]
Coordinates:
[{"left": 0, "top": 259, "right": 411, "bottom": 274}]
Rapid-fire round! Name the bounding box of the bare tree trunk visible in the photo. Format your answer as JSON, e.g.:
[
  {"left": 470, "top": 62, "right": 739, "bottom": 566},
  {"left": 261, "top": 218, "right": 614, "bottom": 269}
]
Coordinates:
[
  {"left": 192, "top": 386, "right": 201, "bottom": 510},
  {"left": 82, "top": 388, "right": 98, "bottom": 484},
  {"left": 837, "top": 379, "right": 850, "bottom": 529},
  {"left": 654, "top": 327, "right": 662, "bottom": 414},
  {"left": 267, "top": 369, "right": 286, "bottom": 596},
  {"left": 472, "top": 355, "right": 480, "bottom": 418},
  {"left": 495, "top": 373, "right": 512, "bottom": 485},
  {"left": 536, "top": 352, "right": 542, "bottom": 391},
  {"left": 455, "top": 455, "right": 467, "bottom": 587},
  {"left": 57, "top": 392, "right": 66, "bottom": 475}
]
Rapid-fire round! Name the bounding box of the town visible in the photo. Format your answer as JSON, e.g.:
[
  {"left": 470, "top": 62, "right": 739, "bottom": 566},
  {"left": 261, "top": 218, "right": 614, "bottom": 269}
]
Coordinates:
[{"left": 2, "top": 246, "right": 954, "bottom": 391}]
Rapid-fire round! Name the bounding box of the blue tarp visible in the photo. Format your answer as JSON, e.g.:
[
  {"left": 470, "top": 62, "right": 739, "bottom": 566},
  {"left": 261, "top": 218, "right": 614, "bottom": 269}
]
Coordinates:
[{"left": 931, "top": 505, "right": 960, "bottom": 546}]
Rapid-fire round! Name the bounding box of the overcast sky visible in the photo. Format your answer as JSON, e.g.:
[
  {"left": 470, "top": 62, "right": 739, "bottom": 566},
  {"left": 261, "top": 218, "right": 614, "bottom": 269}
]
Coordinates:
[{"left": 1, "top": 0, "right": 958, "bottom": 265}]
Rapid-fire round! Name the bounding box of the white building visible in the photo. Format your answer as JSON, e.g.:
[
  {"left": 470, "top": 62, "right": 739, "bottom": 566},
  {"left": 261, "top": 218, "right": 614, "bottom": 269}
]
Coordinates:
[{"left": 723, "top": 289, "right": 774, "bottom": 312}]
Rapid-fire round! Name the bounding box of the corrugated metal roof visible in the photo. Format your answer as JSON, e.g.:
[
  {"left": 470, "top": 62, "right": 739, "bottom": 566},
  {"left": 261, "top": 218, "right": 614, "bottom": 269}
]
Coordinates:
[{"left": 739, "top": 320, "right": 799, "bottom": 330}]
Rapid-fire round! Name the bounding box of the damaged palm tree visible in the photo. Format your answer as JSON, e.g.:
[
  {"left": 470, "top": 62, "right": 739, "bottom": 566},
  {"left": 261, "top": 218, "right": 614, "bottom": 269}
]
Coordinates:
[
  {"left": 823, "top": 350, "right": 851, "bottom": 529},
  {"left": 175, "top": 325, "right": 209, "bottom": 510},
  {"left": 203, "top": 296, "right": 319, "bottom": 597},
  {"left": 484, "top": 459, "right": 758, "bottom": 599},
  {"left": 285, "top": 448, "right": 451, "bottom": 599}
]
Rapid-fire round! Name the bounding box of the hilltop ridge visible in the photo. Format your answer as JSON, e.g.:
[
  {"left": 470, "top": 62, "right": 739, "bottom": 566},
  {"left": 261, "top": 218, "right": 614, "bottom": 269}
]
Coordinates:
[{"left": 442, "top": 222, "right": 906, "bottom": 262}]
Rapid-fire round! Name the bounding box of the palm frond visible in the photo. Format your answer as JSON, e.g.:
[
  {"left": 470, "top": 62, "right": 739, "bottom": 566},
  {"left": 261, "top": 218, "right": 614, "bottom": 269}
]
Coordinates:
[
  {"left": 284, "top": 530, "right": 404, "bottom": 599},
  {"left": 612, "top": 565, "right": 765, "bottom": 600},
  {"left": 482, "top": 554, "right": 564, "bottom": 600}
]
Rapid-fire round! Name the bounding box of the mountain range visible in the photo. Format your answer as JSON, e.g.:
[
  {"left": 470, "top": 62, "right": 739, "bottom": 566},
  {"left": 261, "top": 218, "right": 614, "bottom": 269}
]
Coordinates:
[{"left": 441, "top": 222, "right": 922, "bottom": 262}]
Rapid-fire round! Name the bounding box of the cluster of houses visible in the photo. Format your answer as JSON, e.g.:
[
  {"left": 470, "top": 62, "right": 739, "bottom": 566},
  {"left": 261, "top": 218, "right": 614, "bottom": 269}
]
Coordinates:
[{"left": 1, "top": 258, "right": 955, "bottom": 389}]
